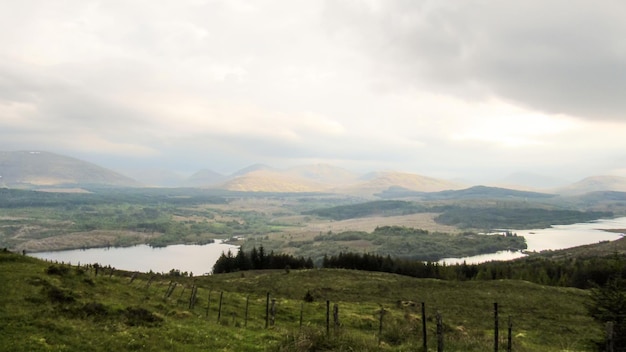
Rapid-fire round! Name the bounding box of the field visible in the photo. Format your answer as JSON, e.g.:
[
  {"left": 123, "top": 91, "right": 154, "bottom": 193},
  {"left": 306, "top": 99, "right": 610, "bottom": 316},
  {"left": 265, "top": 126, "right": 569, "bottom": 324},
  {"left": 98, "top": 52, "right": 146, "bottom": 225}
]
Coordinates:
[{"left": 0, "top": 250, "right": 605, "bottom": 351}]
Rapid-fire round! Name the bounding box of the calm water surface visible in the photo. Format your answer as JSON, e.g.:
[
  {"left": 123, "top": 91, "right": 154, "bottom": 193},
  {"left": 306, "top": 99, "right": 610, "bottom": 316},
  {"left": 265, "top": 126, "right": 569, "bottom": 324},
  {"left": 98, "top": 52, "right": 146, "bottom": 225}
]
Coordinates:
[
  {"left": 30, "top": 240, "right": 239, "bottom": 276},
  {"left": 440, "top": 217, "right": 626, "bottom": 264}
]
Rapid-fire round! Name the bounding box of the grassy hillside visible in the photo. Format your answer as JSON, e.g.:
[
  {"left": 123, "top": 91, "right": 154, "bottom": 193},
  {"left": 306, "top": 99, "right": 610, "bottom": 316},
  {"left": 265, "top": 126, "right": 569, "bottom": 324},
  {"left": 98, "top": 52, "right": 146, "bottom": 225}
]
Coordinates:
[{"left": 0, "top": 250, "right": 603, "bottom": 351}]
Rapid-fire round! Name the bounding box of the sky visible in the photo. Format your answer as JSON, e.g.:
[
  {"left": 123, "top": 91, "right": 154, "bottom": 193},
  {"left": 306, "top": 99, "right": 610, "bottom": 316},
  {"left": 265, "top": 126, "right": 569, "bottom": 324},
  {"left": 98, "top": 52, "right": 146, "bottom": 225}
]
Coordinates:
[{"left": 1, "top": 0, "right": 626, "bottom": 183}]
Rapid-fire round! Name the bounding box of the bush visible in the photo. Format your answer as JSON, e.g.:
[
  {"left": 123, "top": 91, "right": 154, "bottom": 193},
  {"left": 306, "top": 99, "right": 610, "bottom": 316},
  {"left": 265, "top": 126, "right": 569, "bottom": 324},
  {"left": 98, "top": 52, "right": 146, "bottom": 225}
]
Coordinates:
[
  {"left": 123, "top": 307, "right": 163, "bottom": 327},
  {"left": 46, "top": 265, "right": 70, "bottom": 276}
]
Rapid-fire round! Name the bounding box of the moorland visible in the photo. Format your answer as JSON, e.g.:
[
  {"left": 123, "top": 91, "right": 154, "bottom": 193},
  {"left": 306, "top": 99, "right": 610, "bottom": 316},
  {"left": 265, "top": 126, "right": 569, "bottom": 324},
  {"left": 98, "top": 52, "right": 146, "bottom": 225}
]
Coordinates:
[{"left": 2, "top": 151, "right": 626, "bottom": 350}]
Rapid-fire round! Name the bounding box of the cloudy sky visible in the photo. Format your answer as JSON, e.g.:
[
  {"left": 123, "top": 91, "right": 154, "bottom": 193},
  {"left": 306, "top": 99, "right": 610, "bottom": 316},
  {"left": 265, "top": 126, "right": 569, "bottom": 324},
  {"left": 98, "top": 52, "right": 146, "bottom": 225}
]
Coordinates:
[{"left": 1, "top": 0, "right": 626, "bottom": 183}]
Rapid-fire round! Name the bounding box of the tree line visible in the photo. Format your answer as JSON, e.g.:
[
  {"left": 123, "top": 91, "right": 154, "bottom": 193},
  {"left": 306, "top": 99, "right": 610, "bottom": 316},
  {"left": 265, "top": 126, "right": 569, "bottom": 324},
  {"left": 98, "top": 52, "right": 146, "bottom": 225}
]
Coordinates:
[
  {"left": 214, "top": 247, "right": 626, "bottom": 290},
  {"left": 212, "top": 246, "right": 314, "bottom": 274}
]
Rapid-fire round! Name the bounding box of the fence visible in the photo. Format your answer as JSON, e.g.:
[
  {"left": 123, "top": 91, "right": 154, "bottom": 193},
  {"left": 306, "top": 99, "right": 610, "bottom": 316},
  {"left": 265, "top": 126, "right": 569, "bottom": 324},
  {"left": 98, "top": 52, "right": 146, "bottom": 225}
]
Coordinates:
[{"left": 39, "top": 259, "right": 617, "bottom": 351}]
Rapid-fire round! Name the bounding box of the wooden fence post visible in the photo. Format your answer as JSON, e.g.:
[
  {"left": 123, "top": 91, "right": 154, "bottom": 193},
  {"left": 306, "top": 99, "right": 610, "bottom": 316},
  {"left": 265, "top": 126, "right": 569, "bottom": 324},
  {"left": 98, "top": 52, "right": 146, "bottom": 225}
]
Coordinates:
[
  {"left": 217, "top": 291, "right": 223, "bottom": 323},
  {"left": 333, "top": 303, "right": 339, "bottom": 331},
  {"left": 206, "top": 291, "right": 212, "bottom": 318},
  {"left": 163, "top": 281, "right": 172, "bottom": 299},
  {"left": 422, "top": 302, "right": 427, "bottom": 351},
  {"left": 265, "top": 292, "right": 270, "bottom": 329},
  {"left": 326, "top": 300, "right": 330, "bottom": 336},
  {"left": 145, "top": 275, "right": 155, "bottom": 289},
  {"left": 494, "top": 302, "right": 499, "bottom": 352},
  {"left": 299, "top": 302, "right": 304, "bottom": 330},
  {"left": 378, "top": 306, "right": 385, "bottom": 346},
  {"left": 245, "top": 296, "right": 249, "bottom": 328},
  {"left": 436, "top": 311, "right": 444, "bottom": 352},
  {"left": 164, "top": 282, "right": 176, "bottom": 299},
  {"left": 270, "top": 298, "right": 276, "bottom": 326},
  {"left": 188, "top": 285, "right": 197, "bottom": 310}
]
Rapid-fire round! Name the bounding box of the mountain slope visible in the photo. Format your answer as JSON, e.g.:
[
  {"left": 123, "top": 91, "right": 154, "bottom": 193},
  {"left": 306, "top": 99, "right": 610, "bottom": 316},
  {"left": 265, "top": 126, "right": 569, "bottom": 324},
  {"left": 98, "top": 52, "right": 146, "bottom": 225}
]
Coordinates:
[
  {"left": 339, "top": 171, "right": 464, "bottom": 196},
  {"left": 0, "top": 151, "right": 139, "bottom": 188},
  {"left": 557, "top": 175, "right": 626, "bottom": 195},
  {"left": 218, "top": 169, "right": 327, "bottom": 192},
  {"left": 284, "top": 163, "right": 359, "bottom": 185},
  {"left": 184, "top": 169, "right": 226, "bottom": 187}
]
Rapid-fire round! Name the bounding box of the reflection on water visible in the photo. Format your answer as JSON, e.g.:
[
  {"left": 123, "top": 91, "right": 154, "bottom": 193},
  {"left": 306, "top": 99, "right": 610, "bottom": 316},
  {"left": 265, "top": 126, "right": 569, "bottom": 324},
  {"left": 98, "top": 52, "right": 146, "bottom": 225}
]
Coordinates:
[
  {"left": 30, "top": 241, "right": 239, "bottom": 275},
  {"left": 439, "top": 217, "right": 626, "bottom": 265}
]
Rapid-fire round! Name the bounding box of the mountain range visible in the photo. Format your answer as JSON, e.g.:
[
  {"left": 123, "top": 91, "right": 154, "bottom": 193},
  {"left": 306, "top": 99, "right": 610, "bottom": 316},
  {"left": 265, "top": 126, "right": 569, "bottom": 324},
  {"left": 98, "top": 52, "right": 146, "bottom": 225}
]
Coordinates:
[{"left": 2, "top": 150, "right": 626, "bottom": 196}]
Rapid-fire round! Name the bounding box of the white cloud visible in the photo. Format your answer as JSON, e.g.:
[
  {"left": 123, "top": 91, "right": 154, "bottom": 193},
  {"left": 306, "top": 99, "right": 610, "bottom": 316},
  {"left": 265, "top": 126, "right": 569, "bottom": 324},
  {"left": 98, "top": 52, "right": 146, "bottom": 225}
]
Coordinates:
[{"left": 0, "top": 0, "right": 625, "bottom": 181}]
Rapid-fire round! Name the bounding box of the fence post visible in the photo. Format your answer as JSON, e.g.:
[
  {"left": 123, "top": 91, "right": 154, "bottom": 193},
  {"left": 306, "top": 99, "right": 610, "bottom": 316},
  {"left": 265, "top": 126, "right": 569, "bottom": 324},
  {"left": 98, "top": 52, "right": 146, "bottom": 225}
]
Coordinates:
[
  {"left": 507, "top": 316, "right": 512, "bottom": 352},
  {"left": 494, "top": 302, "right": 499, "bottom": 352},
  {"left": 378, "top": 306, "right": 385, "bottom": 346},
  {"left": 188, "top": 285, "right": 197, "bottom": 310},
  {"left": 265, "top": 292, "right": 270, "bottom": 329},
  {"left": 245, "top": 296, "right": 249, "bottom": 328},
  {"left": 299, "top": 302, "right": 304, "bottom": 330},
  {"left": 217, "top": 291, "right": 223, "bottom": 323},
  {"left": 326, "top": 300, "right": 330, "bottom": 336},
  {"left": 270, "top": 298, "right": 276, "bottom": 326},
  {"left": 163, "top": 281, "right": 172, "bottom": 299},
  {"left": 206, "top": 291, "right": 212, "bottom": 318},
  {"left": 436, "top": 311, "right": 443, "bottom": 352},
  {"left": 333, "top": 303, "right": 339, "bottom": 331},
  {"left": 422, "top": 302, "right": 427, "bottom": 351}
]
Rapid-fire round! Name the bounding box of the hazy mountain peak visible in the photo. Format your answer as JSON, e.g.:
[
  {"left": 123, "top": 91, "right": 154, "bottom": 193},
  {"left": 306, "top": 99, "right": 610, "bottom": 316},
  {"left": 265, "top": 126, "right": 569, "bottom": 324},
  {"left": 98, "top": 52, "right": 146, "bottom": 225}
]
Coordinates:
[
  {"left": 0, "top": 150, "right": 140, "bottom": 188},
  {"left": 230, "top": 164, "right": 275, "bottom": 178},
  {"left": 557, "top": 175, "right": 626, "bottom": 195}
]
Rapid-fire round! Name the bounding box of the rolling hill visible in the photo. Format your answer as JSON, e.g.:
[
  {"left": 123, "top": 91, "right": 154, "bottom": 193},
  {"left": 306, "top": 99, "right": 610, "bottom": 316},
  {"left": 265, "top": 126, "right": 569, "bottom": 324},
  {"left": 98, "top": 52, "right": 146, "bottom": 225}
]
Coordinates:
[
  {"left": 337, "top": 171, "right": 465, "bottom": 196},
  {"left": 557, "top": 175, "right": 626, "bottom": 195},
  {"left": 0, "top": 151, "right": 140, "bottom": 188},
  {"left": 217, "top": 169, "right": 328, "bottom": 192}
]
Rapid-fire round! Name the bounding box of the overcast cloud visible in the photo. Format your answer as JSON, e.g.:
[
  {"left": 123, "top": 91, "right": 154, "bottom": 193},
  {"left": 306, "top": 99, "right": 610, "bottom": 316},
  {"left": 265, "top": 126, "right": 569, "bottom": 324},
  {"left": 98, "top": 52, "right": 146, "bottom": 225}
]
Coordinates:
[{"left": 1, "top": 0, "right": 625, "bottom": 182}]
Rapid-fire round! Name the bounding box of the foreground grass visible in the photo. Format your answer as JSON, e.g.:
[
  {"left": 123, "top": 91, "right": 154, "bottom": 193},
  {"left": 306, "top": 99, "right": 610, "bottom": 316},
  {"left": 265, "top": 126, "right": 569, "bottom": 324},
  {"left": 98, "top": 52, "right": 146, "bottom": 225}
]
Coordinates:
[{"left": 0, "top": 251, "right": 602, "bottom": 351}]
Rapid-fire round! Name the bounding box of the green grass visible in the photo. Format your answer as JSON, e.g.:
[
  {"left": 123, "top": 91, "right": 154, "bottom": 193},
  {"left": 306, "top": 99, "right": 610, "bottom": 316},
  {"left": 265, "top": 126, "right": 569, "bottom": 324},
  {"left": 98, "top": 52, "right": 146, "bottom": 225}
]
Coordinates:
[{"left": 0, "top": 251, "right": 603, "bottom": 351}]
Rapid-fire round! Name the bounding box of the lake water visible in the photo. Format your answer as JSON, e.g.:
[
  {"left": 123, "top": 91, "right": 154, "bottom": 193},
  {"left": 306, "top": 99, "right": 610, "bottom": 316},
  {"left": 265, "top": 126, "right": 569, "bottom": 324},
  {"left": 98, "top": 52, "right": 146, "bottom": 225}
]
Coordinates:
[
  {"left": 29, "top": 217, "right": 626, "bottom": 273},
  {"left": 439, "top": 217, "right": 626, "bottom": 265},
  {"left": 30, "top": 241, "right": 239, "bottom": 276}
]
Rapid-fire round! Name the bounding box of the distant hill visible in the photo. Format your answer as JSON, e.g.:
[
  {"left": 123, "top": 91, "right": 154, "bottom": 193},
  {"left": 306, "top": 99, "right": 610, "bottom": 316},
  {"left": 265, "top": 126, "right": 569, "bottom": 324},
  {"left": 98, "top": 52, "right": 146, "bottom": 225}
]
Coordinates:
[
  {"left": 338, "top": 171, "right": 464, "bottom": 196},
  {"left": 123, "top": 168, "right": 186, "bottom": 187},
  {"left": 422, "top": 185, "right": 556, "bottom": 200},
  {"left": 284, "top": 164, "right": 359, "bottom": 185},
  {"left": 229, "top": 164, "right": 275, "bottom": 178},
  {"left": 495, "top": 172, "right": 570, "bottom": 190},
  {"left": 184, "top": 169, "right": 226, "bottom": 188},
  {"left": 218, "top": 169, "right": 328, "bottom": 192},
  {"left": 557, "top": 175, "right": 626, "bottom": 195},
  {"left": 0, "top": 151, "right": 140, "bottom": 188},
  {"left": 213, "top": 166, "right": 462, "bottom": 195}
]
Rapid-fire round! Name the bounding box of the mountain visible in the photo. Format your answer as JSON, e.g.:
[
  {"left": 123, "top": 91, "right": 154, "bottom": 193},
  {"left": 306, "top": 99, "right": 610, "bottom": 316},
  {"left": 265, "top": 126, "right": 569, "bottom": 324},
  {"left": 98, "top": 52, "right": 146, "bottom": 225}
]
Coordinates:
[
  {"left": 218, "top": 169, "right": 327, "bottom": 192},
  {"left": 557, "top": 175, "right": 626, "bottom": 195},
  {"left": 184, "top": 169, "right": 226, "bottom": 187},
  {"left": 338, "top": 171, "right": 465, "bottom": 196},
  {"left": 122, "top": 168, "right": 186, "bottom": 187},
  {"left": 495, "top": 172, "right": 570, "bottom": 190},
  {"left": 284, "top": 164, "right": 359, "bottom": 185},
  {"left": 0, "top": 151, "right": 140, "bottom": 188},
  {"left": 422, "top": 185, "right": 556, "bottom": 200},
  {"left": 229, "top": 164, "right": 275, "bottom": 178}
]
